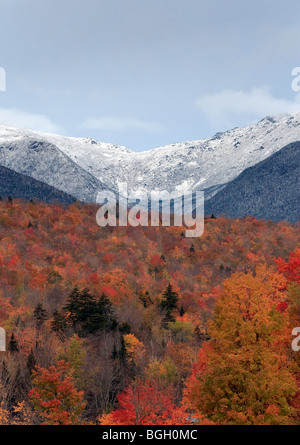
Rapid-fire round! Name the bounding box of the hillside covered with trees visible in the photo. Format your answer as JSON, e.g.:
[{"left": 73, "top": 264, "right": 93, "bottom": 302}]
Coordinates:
[{"left": 0, "top": 198, "right": 299, "bottom": 425}]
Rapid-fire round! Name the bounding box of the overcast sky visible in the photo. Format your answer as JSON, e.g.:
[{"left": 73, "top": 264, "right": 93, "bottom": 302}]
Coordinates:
[{"left": 0, "top": 0, "right": 300, "bottom": 151}]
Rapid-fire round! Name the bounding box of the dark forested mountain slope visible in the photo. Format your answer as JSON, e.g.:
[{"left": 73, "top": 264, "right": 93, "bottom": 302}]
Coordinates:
[
  {"left": 205, "top": 142, "right": 300, "bottom": 222},
  {"left": 0, "top": 164, "right": 76, "bottom": 204}
]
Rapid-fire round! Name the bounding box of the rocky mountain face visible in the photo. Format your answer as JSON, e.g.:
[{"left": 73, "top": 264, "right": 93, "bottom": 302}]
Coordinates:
[
  {"left": 0, "top": 127, "right": 111, "bottom": 202},
  {"left": 0, "top": 112, "right": 299, "bottom": 221},
  {"left": 41, "top": 113, "right": 300, "bottom": 199}
]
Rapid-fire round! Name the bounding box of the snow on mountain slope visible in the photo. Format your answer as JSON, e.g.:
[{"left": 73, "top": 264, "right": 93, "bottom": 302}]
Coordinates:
[
  {"left": 0, "top": 125, "right": 131, "bottom": 193},
  {"left": 0, "top": 112, "right": 300, "bottom": 201},
  {"left": 135, "top": 113, "right": 300, "bottom": 196},
  {"left": 31, "top": 112, "right": 300, "bottom": 196},
  {"left": 0, "top": 126, "right": 111, "bottom": 202}
]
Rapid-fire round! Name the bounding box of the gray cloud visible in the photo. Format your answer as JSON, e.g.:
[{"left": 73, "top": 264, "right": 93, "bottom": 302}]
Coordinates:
[
  {"left": 1, "top": 0, "right": 300, "bottom": 150},
  {"left": 0, "top": 107, "right": 61, "bottom": 133},
  {"left": 196, "top": 87, "right": 300, "bottom": 128},
  {"left": 81, "top": 116, "right": 162, "bottom": 132}
]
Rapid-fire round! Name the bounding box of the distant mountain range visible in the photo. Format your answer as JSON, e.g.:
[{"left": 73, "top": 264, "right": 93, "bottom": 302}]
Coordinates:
[{"left": 0, "top": 112, "right": 299, "bottom": 221}]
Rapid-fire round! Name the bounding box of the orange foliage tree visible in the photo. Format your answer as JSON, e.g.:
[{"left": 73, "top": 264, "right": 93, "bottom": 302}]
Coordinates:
[
  {"left": 184, "top": 266, "right": 297, "bottom": 425},
  {"left": 28, "top": 360, "right": 85, "bottom": 425}
]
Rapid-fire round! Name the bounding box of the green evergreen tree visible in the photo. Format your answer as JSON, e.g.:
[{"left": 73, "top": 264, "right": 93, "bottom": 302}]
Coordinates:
[
  {"left": 119, "top": 321, "right": 131, "bottom": 334},
  {"left": 8, "top": 333, "right": 19, "bottom": 353},
  {"left": 111, "top": 343, "right": 118, "bottom": 361},
  {"left": 64, "top": 288, "right": 118, "bottom": 335},
  {"left": 179, "top": 304, "right": 185, "bottom": 317},
  {"left": 160, "top": 284, "right": 179, "bottom": 324},
  {"left": 118, "top": 336, "right": 127, "bottom": 363},
  {"left": 51, "top": 310, "right": 67, "bottom": 340},
  {"left": 33, "top": 303, "right": 48, "bottom": 329},
  {"left": 27, "top": 349, "right": 36, "bottom": 374}
]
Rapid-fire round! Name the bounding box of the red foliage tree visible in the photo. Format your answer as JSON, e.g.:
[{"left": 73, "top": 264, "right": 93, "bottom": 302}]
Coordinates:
[
  {"left": 28, "top": 360, "right": 85, "bottom": 425},
  {"left": 99, "top": 379, "right": 188, "bottom": 425}
]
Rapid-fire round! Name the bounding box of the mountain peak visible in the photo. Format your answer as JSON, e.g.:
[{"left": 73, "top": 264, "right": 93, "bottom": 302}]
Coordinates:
[{"left": 1, "top": 112, "right": 300, "bottom": 205}]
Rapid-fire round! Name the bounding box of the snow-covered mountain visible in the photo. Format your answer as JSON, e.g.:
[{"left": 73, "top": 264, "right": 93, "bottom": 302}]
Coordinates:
[
  {"left": 0, "top": 127, "right": 112, "bottom": 202},
  {"left": 0, "top": 112, "right": 300, "bottom": 204}
]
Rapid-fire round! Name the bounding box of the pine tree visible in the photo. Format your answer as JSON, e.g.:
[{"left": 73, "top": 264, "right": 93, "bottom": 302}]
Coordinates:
[
  {"left": 111, "top": 343, "right": 118, "bottom": 361},
  {"left": 119, "top": 321, "right": 131, "bottom": 334},
  {"left": 8, "top": 333, "right": 19, "bottom": 353},
  {"left": 118, "top": 336, "right": 127, "bottom": 363},
  {"left": 94, "top": 293, "right": 118, "bottom": 333},
  {"left": 64, "top": 287, "right": 86, "bottom": 326},
  {"left": 160, "top": 284, "right": 179, "bottom": 324},
  {"left": 33, "top": 303, "right": 48, "bottom": 329},
  {"left": 51, "top": 310, "right": 67, "bottom": 340},
  {"left": 179, "top": 304, "right": 185, "bottom": 317},
  {"left": 27, "top": 349, "right": 37, "bottom": 374},
  {"left": 63, "top": 288, "right": 118, "bottom": 335}
]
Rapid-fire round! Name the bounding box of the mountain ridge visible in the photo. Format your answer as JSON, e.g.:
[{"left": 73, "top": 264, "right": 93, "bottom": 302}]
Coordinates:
[
  {"left": 0, "top": 132, "right": 113, "bottom": 202},
  {"left": 205, "top": 141, "right": 300, "bottom": 222},
  {"left": 0, "top": 112, "right": 299, "bottom": 222},
  {"left": 0, "top": 163, "right": 76, "bottom": 204},
  {"left": 1, "top": 112, "right": 300, "bottom": 200}
]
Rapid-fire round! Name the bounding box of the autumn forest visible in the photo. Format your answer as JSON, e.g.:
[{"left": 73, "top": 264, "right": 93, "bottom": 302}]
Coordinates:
[{"left": 0, "top": 198, "right": 299, "bottom": 425}]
